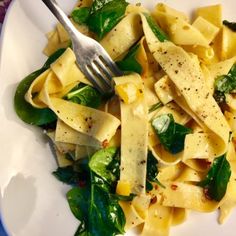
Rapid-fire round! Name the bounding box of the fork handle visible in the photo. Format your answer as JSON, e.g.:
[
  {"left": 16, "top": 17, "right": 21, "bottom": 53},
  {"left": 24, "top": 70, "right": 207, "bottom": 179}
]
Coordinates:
[{"left": 42, "top": 0, "right": 83, "bottom": 41}]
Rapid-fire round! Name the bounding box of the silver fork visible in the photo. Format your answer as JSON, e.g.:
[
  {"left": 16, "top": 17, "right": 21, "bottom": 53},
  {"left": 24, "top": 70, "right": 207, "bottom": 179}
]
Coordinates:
[{"left": 42, "top": 0, "right": 123, "bottom": 94}]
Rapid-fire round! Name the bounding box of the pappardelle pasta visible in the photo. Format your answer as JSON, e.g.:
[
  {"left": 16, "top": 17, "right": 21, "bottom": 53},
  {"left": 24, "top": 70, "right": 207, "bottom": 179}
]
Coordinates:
[{"left": 14, "top": 0, "right": 236, "bottom": 235}]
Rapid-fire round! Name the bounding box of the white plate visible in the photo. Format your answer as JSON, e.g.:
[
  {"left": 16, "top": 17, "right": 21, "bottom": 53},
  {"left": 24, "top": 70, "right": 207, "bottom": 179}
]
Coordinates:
[{"left": 0, "top": 0, "right": 236, "bottom": 235}]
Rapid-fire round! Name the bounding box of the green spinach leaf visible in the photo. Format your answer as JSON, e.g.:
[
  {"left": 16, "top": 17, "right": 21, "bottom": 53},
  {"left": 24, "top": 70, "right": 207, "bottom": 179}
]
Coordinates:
[
  {"left": 152, "top": 113, "right": 192, "bottom": 154},
  {"left": 146, "top": 151, "right": 165, "bottom": 190},
  {"left": 67, "top": 186, "right": 90, "bottom": 221},
  {"left": 71, "top": 0, "right": 128, "bottom": 39},
  {"left": 66, "top": 147, "right": 126, "bottom": 236},
  {"left": 116, "top": 44, "right": 142, "bottom": 74},
  {"left": 198, "top": 154, "right": 231, "bottom": 201},
  {"left": 14, "top": 48, "right": 67, "bottom": 126},
  {"left": 89, "top": 184, "right": 125, "bottom": 236},
  {"left": 90, "top": 0, "right": 113, "bottom": 14},
  {"left": 144, "top": 13, "right": 169, "bottom": 42},
  {"left": 87, "top": 0, "right": 128, "bottom": 39},
  {"left": 89, "top": 147, "right": 119, "bottom": 185},
  {"left": 148, "top": 101, "right": 163, "bottom": 113},
  {"left": 14, "top": 70, "right": 57, "bottom": 126},
  {"left": 53, "top": 159, "right": 90, "bottom": 185},
  {"left": 71, "top": 7, "right": 90, "bottom": 24},
  {"left": 214, "top": 64, "right": 236, "bottom": 105},
  {"left": 66, "top": 84, "right": 102, "bottom": 108},
  {"left": 223, "top": 20, "right": 236, "bottom": 32}
]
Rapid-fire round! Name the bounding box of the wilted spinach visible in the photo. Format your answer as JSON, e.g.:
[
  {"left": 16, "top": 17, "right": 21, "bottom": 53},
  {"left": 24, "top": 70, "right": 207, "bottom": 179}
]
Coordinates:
[
  {"left": 198, "top": 154, "right": 231, "bottom": 201},
  {"left": 116, "top": 44, "right": 142, "bottom": 74},
  {"left": 64, "top": 147, "right": 126, "bottom": 236},
  {"left": 71, "top": 0, "right": 128, "bottom": 39},
  {"left": 214, "top": 64, "right": 236, "bottom": 105},
  {"left": 14, "top": 48, "right": 67, "bottom": 126},
  {"left": 223, "top": 20, "right": 236, "bottom": 32},
  {"left": 143, "top": 13, "right": 169, "bottom": 42},
  {"left": 66, "top": 84, "right": 102, "bottom": 108},
  {"left": 152, "top": 113, "right": 192, "bottom": 154},
  {"left": 146, "top": 152, "right": 165, "bottom": 190},
  {"left": 71, "top": 7, "right": 90, "bottom": 24},
  {"left": 89, "top": 147, "right": 119, "bottom": 184},
  {"left": 148, "top": 101, "right": 163, "bottom": 113},
  {"left": 53, "top": 158, "right": 90, "bottom": 185}
]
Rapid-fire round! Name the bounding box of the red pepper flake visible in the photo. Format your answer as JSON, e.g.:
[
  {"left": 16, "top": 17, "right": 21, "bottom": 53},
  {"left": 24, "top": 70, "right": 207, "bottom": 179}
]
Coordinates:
[
  {"left": 151, "top": 196, "right": 157, "bottom": 204},
  {"left": 171, "top": 184, "right": 178, "bottom": 190},
  {"left": 102, "top": 139, "right": 109, "bottom": 148},
  {"left": 203, "top": 188, "right": 212, "bottom": 200},
  {"left": 78, "top": 180, "right": 86, "bottom": 188}
]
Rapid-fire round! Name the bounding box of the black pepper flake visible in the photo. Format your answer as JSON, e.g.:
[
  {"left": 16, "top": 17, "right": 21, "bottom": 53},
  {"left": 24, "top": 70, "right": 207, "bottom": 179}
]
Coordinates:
[
  {"left": 140, "top": 160, "right": 146, "bottom": 165},
  {"left": 175, "top": 70, "right": 179, "bottom": 74},
  {"left": 178, "top": 62, "right": 183, "bottom": 67}
]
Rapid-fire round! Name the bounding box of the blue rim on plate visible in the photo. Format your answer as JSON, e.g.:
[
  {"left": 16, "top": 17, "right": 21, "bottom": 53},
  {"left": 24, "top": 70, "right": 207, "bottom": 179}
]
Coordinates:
[{"left": 0, "top": 218, "right": 7, "bottom": 236}]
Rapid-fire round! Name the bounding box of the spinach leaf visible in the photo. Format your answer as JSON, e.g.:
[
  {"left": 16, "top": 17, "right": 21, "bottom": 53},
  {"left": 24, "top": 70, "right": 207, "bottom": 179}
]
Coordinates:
[
  {"left": 214, "top": 64, "right": 236, "bottom": 105},
  {"left": 53, "top": 159, "right": 90, "bottom": 185},
  {"left": 116, "top": 44, "right": 142, "bottom": 74},
  {"left": 111, "top": 193, "right": 135, "bottom": 201},
  {"left": 107, "top": 149, "right": 121, "bottom": 180},
  {"left": 66, "top": 84, "right": 102, "bottom": 108},
  {"left": 90, "top": 0, "right": 113, "bottom": 14},
  {"left": 72, "top": 0, "right": 128, "bottom": 39},
  {"left": 66, "top": 147, "right": 126, "bottom": 236},
  {"left": 14, "top": 48, "right": 67, "bottom": 126},
  {"left": 14, "top": 70, "right": 57, "bottom": 126},
  {"left": 89, "top": 147, "right": 119, "bottom": 185},
  {"left": 152, "top": 114, "right": 192, "bottom": 154},
  {"left": 146, "top": 151, "right": 165, "bottom": 190},
  {"left": 87, "top": 0, "right": 128, "bottom": 39},
  {"left": 223, "top": 20, "right": 236, "bottom": 32},
  {"left": 213, "top": 90, "right": 226, "bottom": 105},
  {"left": 146, "top": 151, "right": 159, "bottom": 183},
  {"left": 71, "top": 7, "right": 90, "bottom": 24},
  {"left": 148, "top": 101, "right": 163, "bottom": 113},
  {"left": 228, "top": 63, "right": 236, "bottom": 77},
  {"left": 215, "top": 75, "right": 236, "bottom": 93},
  {"left": 67, "top": 186, "right": 90, "bottom": 221},
  {"left": 198, "top": 154, "right": 231, "bottom": 201},
  {"left": 89, "top": 184, "right": 125, "bottom": 236},
  {"left": 143, "top": 13, "right": 169, "bottom": 42}
]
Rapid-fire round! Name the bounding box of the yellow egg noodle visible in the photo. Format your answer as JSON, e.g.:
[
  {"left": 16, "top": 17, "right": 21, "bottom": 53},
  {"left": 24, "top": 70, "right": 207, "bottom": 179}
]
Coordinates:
[{"left": 23, "top": 1, "right": 236, "bottom": 235}]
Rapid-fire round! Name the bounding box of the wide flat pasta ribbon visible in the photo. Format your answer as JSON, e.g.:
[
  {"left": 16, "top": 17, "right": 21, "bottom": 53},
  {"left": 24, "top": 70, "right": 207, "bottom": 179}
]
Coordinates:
[{"left": 114, "top": 73, "right": 148, "bottom": 194}]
